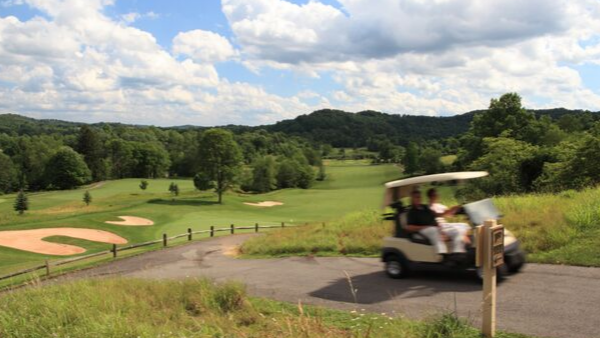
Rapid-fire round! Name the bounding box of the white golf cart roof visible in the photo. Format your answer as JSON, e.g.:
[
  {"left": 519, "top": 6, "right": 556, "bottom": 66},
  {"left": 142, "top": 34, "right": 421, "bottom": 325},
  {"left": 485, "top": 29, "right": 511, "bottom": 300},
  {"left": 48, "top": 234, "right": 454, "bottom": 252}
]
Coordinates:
[{"left": 383, "top": 171, "right": 489, "bottom": 207}]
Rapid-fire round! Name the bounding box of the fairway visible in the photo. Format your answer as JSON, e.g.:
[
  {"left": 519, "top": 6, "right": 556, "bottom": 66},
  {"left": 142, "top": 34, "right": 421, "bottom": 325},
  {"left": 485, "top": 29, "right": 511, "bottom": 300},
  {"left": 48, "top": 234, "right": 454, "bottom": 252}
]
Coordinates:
[{"left": 0, "top": 161, "right": 401, "bottom": 275}]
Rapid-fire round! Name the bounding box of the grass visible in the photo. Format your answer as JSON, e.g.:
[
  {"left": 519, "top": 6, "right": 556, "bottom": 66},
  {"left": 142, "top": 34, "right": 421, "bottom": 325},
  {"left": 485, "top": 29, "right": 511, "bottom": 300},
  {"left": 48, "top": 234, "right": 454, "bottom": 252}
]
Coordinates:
[
  {"left": 0, "top": 161, "right": 402, "bottom": 275},
  {"left": 494, "top": 188, "right": 600, "bottom": 266},
  {"left": 240, "top": 210, "right": 389, "bottom": 258},
  {"left": 0, "top": 278, "right": 530, "bottom": 338},
  {"left": 242, "top": 186, "right": 600, "bottom": 267}
]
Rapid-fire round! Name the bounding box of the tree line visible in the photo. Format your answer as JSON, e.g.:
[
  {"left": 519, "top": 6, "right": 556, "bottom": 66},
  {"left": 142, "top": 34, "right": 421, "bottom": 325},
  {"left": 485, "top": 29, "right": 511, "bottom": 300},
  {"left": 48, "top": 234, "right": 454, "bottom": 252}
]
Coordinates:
[
  {"left": 0, "top": 122, "right": 325, "bottom": 203},
  {"left": 395, "top": 93, "right": 600, "bottom": 197}
]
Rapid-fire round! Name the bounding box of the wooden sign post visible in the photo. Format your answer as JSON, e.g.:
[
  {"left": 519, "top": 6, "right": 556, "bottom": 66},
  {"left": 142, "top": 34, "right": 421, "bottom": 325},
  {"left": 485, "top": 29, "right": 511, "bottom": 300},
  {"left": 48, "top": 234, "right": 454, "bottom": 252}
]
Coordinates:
[{"left": 476, "top": 219, "right": 504, "bottom": 338}]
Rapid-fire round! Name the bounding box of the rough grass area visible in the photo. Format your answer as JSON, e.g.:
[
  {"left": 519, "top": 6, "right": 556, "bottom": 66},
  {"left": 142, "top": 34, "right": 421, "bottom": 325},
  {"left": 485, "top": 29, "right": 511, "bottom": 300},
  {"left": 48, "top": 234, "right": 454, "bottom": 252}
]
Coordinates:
[
  {"left": 0, "top": 278, "right": 529, "bottom": 338},
  {"left": 240, "top": 210, "right": 389, "bottom": 257},
  {"left": 242, "top": 187, "right": 600, "bottom": 267},
  {"left": 494, "top": 187, "right": 600, "bottom": 266}
]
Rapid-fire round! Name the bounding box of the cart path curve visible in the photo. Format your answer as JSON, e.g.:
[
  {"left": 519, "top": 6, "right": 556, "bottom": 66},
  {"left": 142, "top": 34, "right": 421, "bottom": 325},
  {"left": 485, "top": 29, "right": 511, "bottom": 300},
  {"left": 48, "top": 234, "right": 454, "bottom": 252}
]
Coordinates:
[{"left": 52, "top": 234, "right": 600, "bottom": 338}]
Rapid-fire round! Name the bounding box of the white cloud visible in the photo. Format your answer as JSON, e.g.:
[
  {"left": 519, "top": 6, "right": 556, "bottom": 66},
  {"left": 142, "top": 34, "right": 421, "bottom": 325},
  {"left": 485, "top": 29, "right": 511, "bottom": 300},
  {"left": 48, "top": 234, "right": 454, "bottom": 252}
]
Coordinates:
[
  {"left": 0, "top": 0, "right": 324, "bottom": 125},
  {"left": 223, "top": 0, "right": 600, "bottom": 116},
  {"left": 172, "top": 30, "right": 237, "bottom": 63},
  {"left": 1, "top": 0, "right": 600, "bottom": 127},
  {"left": 120, "top": 11, "right": 159, "bottom": 24}
]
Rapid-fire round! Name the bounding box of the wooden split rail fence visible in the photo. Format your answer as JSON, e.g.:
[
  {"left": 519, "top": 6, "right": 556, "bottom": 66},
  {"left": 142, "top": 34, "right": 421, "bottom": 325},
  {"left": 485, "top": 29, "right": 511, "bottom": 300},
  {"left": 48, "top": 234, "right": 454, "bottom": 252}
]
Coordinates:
[{"left": 0, "top": 222, "right": 292, "bottom": 283}]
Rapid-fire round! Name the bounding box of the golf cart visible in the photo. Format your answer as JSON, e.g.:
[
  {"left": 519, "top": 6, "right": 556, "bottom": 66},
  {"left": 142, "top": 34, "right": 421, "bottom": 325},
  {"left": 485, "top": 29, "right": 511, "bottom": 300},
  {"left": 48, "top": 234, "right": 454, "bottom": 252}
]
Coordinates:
[{"left": 381, "top": 171, "right": 526, "bottom": 279}]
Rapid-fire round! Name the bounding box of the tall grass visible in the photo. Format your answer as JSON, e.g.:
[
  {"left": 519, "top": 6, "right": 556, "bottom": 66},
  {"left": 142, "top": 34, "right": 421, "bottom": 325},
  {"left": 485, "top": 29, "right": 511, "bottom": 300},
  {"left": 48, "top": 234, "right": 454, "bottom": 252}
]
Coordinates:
[
  {"left": 240, "top": 210, "right": 390, "bottom": 257},
  {"left": 494, "top": 187, "right": 600, "bottom": 265},
  {"left": 0, "top": 278, "right": 529, "bottom": 338}
]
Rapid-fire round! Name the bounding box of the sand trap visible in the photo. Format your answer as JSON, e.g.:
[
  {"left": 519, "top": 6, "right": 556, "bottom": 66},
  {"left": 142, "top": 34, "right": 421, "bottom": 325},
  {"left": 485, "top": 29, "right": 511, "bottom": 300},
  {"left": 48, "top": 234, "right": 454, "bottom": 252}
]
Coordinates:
[
  {"left": 0, "top": 228, "right": 127, "bottom": 256},
  {"left": 105, "top": 216, "right": 154, "bottom": 226},
  {"left": 243, "top": 201, "right": 284, "bottom": 207}
]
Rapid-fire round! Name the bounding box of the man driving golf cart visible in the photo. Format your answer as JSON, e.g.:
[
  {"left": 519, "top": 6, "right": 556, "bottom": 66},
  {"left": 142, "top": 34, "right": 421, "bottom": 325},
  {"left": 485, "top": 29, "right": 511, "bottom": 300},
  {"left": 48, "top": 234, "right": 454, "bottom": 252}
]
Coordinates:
[{"left": 381, "top": 172, "right": 526, "bottom": 279}]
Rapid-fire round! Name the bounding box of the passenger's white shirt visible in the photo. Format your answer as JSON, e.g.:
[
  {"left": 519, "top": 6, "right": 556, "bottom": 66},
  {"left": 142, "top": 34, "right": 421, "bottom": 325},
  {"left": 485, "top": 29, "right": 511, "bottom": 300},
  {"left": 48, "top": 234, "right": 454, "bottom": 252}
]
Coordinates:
[{"left": 430, "top": 203, "right": 448, "bottom": 224}]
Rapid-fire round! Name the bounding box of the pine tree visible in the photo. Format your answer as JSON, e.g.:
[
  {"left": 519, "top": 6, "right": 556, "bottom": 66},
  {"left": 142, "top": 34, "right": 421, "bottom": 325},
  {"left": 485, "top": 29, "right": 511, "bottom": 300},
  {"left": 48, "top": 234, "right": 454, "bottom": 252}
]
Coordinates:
[
  {"left": 14, "top": 190, "right": 28, "bottom": 215},
  {"left": 83, "top": 190, "right": 92, "bottom": 206},
  {"left": 168, "top": 182, "right": 179, "bottom": 196}
]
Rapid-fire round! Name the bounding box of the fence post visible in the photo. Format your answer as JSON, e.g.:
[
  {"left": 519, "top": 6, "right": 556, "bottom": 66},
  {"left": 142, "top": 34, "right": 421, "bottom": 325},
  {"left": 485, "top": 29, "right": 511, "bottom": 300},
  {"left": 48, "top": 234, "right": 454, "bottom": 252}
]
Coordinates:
[
  {"left": 281, "top": 222, "right": 285, "bottom": 228},
  {"left": 112, "top": 244, "right": 117, "bottom": 258},
  {"left": 163, "top": 233, "right": 167, "bottom": 247},
  {"left": 230, "top": 224, "right": 235, "bottom": 235},
  {"left": 188, "top": 228, "right": 192, "bottom": 241},
  {"left": 210, "top": 226, "right": 214, "bottom": 237},
  {"left": 45, "top": 259, "right": 51, "bottom": 276},
  {"left": 255, "top": 223, "right": 259, "bottom": 233}
]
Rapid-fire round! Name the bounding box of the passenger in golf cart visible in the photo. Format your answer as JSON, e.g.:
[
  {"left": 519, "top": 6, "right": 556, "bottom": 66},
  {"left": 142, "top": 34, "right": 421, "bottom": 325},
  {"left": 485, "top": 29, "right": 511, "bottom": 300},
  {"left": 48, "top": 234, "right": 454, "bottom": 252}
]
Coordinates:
[
  {"left": 402, "top": 189, "right": 468, "bottom": 259},
  {"left": 382, "top": 172, "right": 526, "bottom": 279}
]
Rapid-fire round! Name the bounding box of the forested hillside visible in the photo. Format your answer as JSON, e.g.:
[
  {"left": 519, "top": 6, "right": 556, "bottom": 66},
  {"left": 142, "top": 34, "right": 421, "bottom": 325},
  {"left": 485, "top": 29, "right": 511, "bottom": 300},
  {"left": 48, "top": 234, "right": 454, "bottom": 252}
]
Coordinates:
[
  {"left": 1, "top": 99, "right": 599, "bottom": 199},
  {"left": 264, "top": 108, "right": 598, "bottom": 148}
]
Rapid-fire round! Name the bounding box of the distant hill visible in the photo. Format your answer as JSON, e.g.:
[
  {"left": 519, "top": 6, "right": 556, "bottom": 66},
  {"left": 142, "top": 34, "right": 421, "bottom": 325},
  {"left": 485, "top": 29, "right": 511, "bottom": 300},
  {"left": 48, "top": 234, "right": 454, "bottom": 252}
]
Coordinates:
[
  {"left": 1, "top": 107, "right": 597, "bottom": 146},
  {"left": 265, "top": 109, "right": 475, "bottom": 147},
  {"left": 263, "top": 108, "right": 599, "bottom": 147}
]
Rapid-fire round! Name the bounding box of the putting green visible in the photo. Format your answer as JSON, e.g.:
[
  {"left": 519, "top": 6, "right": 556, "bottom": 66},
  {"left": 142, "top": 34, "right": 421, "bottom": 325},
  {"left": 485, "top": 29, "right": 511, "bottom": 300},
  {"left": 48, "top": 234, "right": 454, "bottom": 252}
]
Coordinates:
[{"left": 0, "top": 161, "right": 402, "bottom": 274}]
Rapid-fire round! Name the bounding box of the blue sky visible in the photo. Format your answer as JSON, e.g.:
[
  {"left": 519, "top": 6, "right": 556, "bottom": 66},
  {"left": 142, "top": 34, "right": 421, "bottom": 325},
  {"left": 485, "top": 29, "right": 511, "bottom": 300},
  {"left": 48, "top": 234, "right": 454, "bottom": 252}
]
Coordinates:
[{"left": 0, "top": 0, "right": 599, "bottom": 126}]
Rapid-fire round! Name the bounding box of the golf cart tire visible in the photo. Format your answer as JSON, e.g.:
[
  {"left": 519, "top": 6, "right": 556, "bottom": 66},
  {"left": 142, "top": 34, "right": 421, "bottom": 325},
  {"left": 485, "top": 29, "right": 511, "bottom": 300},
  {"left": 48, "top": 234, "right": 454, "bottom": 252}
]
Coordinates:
[
  {"left": 476, "top": 264, "right": 508, "bottom": 282},
  {"left": 384, "top": 253, "right": 410, "bottom": 279},
  {"left": 508, "top": 252, "right": 526, "bottom": 273}
]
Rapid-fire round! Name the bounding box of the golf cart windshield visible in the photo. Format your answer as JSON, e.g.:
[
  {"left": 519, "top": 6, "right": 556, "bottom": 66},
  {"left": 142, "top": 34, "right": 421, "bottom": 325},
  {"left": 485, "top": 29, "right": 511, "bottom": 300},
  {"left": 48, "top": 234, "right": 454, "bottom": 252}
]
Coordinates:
[{"left": 462, "top": 198, "right": 502, "bottom": 225}]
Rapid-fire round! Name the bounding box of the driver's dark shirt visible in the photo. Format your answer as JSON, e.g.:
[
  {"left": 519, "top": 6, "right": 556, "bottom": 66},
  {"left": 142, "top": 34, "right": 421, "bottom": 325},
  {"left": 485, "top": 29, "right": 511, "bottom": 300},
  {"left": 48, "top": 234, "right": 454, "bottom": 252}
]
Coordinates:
[{"left": 407, "top": 204, "right": 437, "bottom": 226}]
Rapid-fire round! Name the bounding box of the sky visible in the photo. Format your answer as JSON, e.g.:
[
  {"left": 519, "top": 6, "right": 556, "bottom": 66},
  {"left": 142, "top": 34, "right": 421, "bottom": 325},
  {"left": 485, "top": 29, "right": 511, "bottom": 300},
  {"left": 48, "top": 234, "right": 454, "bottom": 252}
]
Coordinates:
[{"left": 0, "top": 0, "right": 599, "bottom": 127}]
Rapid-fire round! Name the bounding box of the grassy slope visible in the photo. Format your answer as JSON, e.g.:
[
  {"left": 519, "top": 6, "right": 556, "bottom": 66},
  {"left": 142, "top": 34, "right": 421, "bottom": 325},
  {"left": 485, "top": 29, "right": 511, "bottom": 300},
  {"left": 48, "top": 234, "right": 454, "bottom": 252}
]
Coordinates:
[
  {"left": 243, "top": 186, "right": 600, "bottom": 267},
  {"left": 0, "top": 278, "right": 529, "bottom": 338},
  {"left": 0, "top": 161, "right": 401, "bottom": 274}
]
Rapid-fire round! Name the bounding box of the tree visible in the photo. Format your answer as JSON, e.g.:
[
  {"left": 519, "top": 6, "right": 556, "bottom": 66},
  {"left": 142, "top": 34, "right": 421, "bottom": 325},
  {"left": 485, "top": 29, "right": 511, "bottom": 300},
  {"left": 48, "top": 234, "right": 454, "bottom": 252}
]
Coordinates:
[
  {"left": 131, "top": 142, "right": 171, "bottom": 178},
  {"left": 77, "top": 126, "right": 106, "bottom": 181},
  {"left": 469, "top": 138, "right": 538, "bottom": 195},
  {"left": 83, "top": 190, "right": 92, "bottom": 206},
  {"left": 471, "top": 93, "right": 537, "bottom": 142},
  {"left": 139, "top": 180, "right": 149, "bottom": 190},
  {"left": 251, "top": 156, "right": 277, "bottom": 193},
  {"left": 168, "top": 182, "right": 179, "bottom": 197},
  {"left": 44, "top": 147, "right": 92, "bottom": 190},
  {"left": 276, "top": 159, "right": 298, "bottom": 188},
  {"left": 0, "top": 152, "right": 17, "bottom": 194},
  {"left": 403, "top": 142, "right": 419, "bottom": 175},
  {"left": 14, "top": 190, "right": 28, "bottom": 215},
  {"left": 316, "top": 163, "right": 326, "bottom": 181},
  {"left": 296, "top": 164, "right": 315, "bottom": 189},
  {"left": 419, "top": 148, "right": 443, "bottom": 174},
  {"left": 196, "top": 129, "right": 243, "bottom": 204},
  {"left": 378, "top": 142, "right": 405, "bottom": 163}
]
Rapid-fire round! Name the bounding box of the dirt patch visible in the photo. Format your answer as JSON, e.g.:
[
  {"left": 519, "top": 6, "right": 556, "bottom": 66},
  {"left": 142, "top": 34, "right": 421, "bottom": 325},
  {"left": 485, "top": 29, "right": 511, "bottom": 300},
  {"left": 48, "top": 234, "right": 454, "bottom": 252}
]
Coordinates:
[
  {"left": 243, "top": 201, "right": 284, "bottom": 207},
  {"left": 222, "top": 245, "right": 240, "bottom": 257},
  {"left": 105, "top": 216, "right": 154, "bottom": 226},
  {"left": 0, "top": 228, "right": 127, "bottom": 255}
]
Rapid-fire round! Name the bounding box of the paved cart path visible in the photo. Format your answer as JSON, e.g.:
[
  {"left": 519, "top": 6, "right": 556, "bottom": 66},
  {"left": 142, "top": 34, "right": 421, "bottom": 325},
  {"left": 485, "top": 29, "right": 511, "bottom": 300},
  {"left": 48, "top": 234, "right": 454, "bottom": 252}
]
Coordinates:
[{"left": 53, "top": 234, "right": 600, "bottom": 338}]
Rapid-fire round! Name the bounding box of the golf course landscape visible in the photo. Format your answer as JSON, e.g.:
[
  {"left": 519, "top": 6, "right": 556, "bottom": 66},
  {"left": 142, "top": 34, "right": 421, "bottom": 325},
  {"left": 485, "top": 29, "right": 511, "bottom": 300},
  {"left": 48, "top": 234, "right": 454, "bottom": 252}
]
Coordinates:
[{"left": 0, "top": 160, "right": 402, "bottom": 277}]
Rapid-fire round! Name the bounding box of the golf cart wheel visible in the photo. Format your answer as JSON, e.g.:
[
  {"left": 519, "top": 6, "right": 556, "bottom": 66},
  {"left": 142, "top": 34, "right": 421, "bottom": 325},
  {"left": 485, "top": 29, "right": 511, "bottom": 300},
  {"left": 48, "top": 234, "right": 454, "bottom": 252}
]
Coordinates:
[
  {"left": 476, "top": 265, "right": 508, "bottom": 282},
  {"left": 385, "top": 254, "right": 410, "bottom": 279},
  {"left": 508, "top": 252, "right": 526, "bottom": 273}
]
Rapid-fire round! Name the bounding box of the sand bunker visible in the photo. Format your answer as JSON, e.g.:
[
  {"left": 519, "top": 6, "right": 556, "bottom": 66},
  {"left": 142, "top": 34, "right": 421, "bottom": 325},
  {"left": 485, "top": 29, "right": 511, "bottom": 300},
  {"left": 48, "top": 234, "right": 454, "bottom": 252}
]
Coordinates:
[
  {"left": 105, "top": 216, "right": 154, "bottom": 226},
  {"left": 0, "top": 228, "right": 127, "bottom": 256},
  {"left": 243, "top": 201, "right": 284, "bottom": 207}
]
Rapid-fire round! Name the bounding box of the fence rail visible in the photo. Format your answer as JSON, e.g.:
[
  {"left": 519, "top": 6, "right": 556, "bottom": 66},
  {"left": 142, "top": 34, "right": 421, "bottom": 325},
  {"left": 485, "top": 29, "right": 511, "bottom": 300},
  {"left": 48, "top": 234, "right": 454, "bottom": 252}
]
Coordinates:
[{"left": 0, "top": 221, "right": 292, "bottom": 283}]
